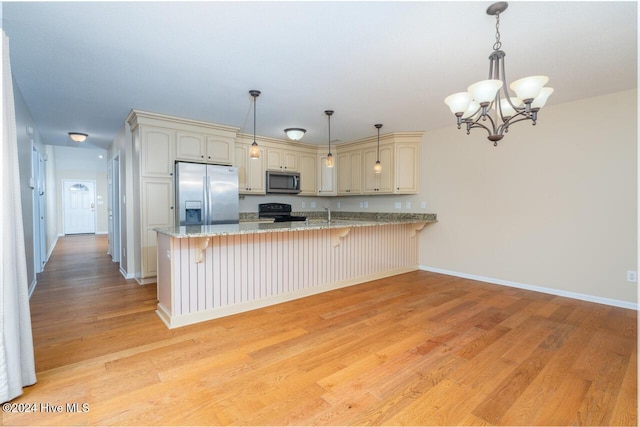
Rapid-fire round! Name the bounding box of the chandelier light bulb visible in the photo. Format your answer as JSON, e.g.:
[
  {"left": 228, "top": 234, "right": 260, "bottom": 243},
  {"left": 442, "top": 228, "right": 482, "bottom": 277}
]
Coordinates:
[
  {"left": 325, "top": 153, "right": 334, "bottom": 168},
  {"left": 495, "top": 97, "right": 522, "bottom": 118},
  {"left": 467, "top": 79, "right": 503, "bottom": 105},
  {"left": 509, "top": 76, "right": 549, "bottom": 103},
  {"left": 444, "top": 92, "right": 472, "bottom": 115},
  {"left": 374, "top": 160, "right": 382, "bottom": 174},
  {"left": 530, "top": 87, "right": 554, "bottom": 109}
]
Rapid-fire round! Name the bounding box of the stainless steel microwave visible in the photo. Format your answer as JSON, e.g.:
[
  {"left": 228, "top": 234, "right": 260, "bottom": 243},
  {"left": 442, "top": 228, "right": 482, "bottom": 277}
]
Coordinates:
[{"left": 266, "top": 170, "right": 301, "bottom": 194}]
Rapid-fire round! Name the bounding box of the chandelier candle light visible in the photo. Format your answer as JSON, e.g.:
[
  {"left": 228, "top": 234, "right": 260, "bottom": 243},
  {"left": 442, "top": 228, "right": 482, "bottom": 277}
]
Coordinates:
[
  {"left": 325, "top": 110, "right": 334, "bottom": 168},
  {"left": 249, "top": 90, "right": 261, "bottom": 158},
  {"left": 444, "top": 2, "right": 553, "bottom": 146}
]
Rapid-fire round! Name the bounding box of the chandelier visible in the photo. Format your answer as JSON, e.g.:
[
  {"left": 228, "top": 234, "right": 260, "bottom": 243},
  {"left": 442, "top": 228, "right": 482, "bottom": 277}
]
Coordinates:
[{"left": 444, "top": 2, "right": 553, "bottom": 146}]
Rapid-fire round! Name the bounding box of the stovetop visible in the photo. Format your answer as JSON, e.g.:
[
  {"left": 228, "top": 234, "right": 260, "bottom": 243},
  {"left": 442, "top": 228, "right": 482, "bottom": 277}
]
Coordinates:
[{"left": 258, "top": 203, "right": 307, "bottom": 222}]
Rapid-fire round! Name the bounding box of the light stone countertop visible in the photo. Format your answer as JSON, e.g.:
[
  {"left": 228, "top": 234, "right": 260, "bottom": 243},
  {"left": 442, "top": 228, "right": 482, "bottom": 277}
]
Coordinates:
[{"left": 155, "top": 215, "right": 436, "bottom": 239}]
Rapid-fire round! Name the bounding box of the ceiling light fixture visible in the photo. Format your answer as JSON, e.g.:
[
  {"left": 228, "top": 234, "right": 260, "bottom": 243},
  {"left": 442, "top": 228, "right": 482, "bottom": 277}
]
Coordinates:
[
  {"left": 324, "top": 110, "right": 334, "bottom": 168},
  {"left": 443, "top": 2, "right": 553, "bottom": 146},
  {"left": 284, "top": 128, "right": 306, "bottom": 141},
  {"left": 249, "top": 90, "right": 261, "bottom": 159},
  {"left": 68, "top": 132, "right": 88, "bottom": 143},
  {"left": 373, "top": 124, "right": 382, "bottom": 174}
]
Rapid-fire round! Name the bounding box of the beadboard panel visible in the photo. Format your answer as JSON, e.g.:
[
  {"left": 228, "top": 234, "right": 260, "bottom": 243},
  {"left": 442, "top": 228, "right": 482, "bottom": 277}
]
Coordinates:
[{"left": 156, "top": 224, "right": 420, "bottom": 328}]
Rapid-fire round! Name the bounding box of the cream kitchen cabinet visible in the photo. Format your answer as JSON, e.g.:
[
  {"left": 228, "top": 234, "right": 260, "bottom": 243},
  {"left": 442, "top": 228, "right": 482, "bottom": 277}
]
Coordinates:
[
  {"left": 266, "top": 147, "right": 299, "bottom": 171},
  {"left": 337, "top": 150, "right": 362, "bottom": 195},
  {"left": 140, "top": 178, "right": 174, "bottom": 280},
  {"left": 140, "top": 126, "right": 174, "bottom": 178},
  {"left": 176, "top": 131, "right": 235, "bottom": 165},
  {"left": 363, "top": 145, "right": 394, "bottom": 194},
  {"left": 318, "top": 153, "right": 337, "bottom": 196},
  {"left": 235, "top": 142, "right": 266, "bottom": 194},
  {"left": 127, "top": 109, "right": 240, "bottom": 283},
  {"left": 394, "top": 142, "right": 419, "bottom": 193},
  {"left": 298, "top": 152, "right": 318, "bottom": 196}
]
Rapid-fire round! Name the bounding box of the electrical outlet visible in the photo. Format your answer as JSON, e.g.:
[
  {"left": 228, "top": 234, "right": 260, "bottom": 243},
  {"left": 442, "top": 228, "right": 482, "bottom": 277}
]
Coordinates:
[
  {"left": 337, "top": 202, "right": 341, "bottom": 208},
  {"left": 364, "top": 201, "right": 368, "bottom": 208},
  {"left": 627, "top": 271, "right": 637, "bottom": 283},
  {"left": 310, "top": 202, "right": 316, "bottom": 208},
  {"left": 405, "top": 202, "right": 411, "bottom": 209},
  {"left": 395, "top": 202, "right": 402, "bottom": 209},
  {"left": 359, "top": 202, "right": 364, "bottom": 208},
  {"left": 421, "top": 201, "right": 426, "bottom": 209},
  {"left": 301, "top": 201, "right": 306, "bottom": 208}
]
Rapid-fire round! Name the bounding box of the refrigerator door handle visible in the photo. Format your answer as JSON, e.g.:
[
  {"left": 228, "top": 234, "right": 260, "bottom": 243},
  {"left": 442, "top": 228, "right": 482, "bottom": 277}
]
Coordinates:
[{"left": 204, "top": 175, "right": 210, "bottom": 225}]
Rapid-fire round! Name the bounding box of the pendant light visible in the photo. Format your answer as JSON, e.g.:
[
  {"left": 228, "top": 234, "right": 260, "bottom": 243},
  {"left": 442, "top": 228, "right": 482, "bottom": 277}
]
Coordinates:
[
  {"left": 324, "top": 110, "right": 334, "bottom": 168},
  {"left": 249, "top": 90, "right": 261, "bottom": 159},
  {"left": 443, "top": 2, "right": 553, "bottom": 146},
  {"left": 373, "top": 124, "right": 382, "bottom": 174}
]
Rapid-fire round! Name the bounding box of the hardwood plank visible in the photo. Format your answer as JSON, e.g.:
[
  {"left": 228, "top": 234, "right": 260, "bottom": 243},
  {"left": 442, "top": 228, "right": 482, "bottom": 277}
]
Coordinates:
[{"left": 4, "top": 235, "right": 635, "bottom": 426}]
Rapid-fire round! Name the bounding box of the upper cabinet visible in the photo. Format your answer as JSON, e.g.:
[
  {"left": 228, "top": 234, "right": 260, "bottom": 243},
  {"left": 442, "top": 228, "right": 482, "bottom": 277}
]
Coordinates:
[
  {"left": 337, "top": 150, "right": 363, "bottom": 195},
  {"left": 175, "top": 131, "right": 235, "bottom": 165},
  {"left": 140, "top": 126, "right": 175, "bottom": 178},
  {"left": 343, "top": 132, "right": 422, "bottom": 196},
  {"left": 318, "top": 152, "right": 337, "bottom": 196},
  {"left": 234, "top": 138, "right": 266, "bottom": 195},
  {"left": 298, "top": 151, "right": 318, "bottom": 196},
  {"left": 266, "top": 146, "right": 299, "bottom": 171}
]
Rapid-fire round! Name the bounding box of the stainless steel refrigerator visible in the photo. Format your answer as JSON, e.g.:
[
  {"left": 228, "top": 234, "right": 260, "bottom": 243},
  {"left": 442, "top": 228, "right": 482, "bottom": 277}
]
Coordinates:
[{"left": 175, "top": 162, "right": 239, "bottom": 226}]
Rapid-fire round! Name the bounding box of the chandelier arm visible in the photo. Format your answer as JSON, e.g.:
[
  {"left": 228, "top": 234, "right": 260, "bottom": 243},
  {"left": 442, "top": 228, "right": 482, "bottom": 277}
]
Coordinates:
[
  {"left": 464, "top": 119, "right": 493, "bottom": 137},
  {"left": 503, "top": 115, "right": 536, "bottom": 129}
]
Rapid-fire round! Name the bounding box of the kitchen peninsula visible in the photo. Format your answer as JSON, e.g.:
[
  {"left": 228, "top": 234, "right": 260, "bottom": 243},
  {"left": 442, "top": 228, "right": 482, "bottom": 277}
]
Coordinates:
[{"left": 154, "top": 213, "right": 436, "bottom": 328}]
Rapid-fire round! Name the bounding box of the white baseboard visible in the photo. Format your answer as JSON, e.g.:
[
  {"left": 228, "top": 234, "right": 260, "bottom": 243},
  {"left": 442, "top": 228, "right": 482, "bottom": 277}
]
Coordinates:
[
  {"left": 119, "top": 267, "right": 135, "bottom": 280},
  {"left": 28, "top": 278, "right": 37, "bottom": 299},
  {"left": 46, "top": 236, "right": 58, "bottom": 261},
  {"left": 96, "top": 231, "right": 108, "bottom": 235},
  {"left": 419, "top": 265, "right": 638, "bottom": 311}
]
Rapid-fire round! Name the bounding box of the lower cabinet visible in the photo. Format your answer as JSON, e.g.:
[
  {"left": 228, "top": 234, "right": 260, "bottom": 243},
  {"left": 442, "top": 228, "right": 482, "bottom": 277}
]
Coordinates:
[{"left": 140, "top": 178, "right": 174, "bottom": 280}]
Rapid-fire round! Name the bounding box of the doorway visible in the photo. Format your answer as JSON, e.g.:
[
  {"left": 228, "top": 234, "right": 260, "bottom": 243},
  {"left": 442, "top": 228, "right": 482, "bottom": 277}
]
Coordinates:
[{"left": 63, "top": 180, "right": 96, "bottom": 235}]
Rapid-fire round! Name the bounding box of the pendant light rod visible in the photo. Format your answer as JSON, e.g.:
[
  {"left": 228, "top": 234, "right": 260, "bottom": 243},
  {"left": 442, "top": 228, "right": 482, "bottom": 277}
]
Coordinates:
[
  {"left": 324, "top": 110, "right": 334, "bottom": 168},
  {"left": 374, "top": 124, "right": 382, "bottom": 174},
  {"left": 249, "top": 90, "right": 261, "bottom": 159}
]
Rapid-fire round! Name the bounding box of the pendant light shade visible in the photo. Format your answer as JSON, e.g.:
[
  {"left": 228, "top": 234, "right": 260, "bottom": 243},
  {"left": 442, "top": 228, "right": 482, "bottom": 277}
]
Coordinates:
[
  {"left": 374, "top": 124, "right": 382, "bottom": 174},
  {"left": 249, "top": 90, "right": 261, "bottom": 159},
  {"left": 325, "top": 110, "right": 334, "bottom": 168}
]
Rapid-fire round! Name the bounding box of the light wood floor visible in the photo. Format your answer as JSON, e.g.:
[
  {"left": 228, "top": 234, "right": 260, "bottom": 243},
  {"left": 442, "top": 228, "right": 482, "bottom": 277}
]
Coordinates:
[{"left": 4, "top": 235, "right": 637, "bottom": 426}]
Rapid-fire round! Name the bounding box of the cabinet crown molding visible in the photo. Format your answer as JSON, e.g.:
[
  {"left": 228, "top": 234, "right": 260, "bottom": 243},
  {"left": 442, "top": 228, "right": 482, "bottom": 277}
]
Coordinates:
[{"left": 127, "top": 109, "right": 239, "bottom": 135}]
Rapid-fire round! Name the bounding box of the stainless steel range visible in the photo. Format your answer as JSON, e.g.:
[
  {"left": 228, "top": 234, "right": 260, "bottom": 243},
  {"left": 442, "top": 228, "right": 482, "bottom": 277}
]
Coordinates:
[{"left": 258, "top": 203, "right": 307, "bottom": 222}]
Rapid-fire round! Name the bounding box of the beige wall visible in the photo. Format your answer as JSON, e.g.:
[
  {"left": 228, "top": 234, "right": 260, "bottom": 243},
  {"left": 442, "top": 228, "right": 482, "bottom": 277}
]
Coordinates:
[{"left": 419, "top": 89, "right": 637, "bottom": 306}]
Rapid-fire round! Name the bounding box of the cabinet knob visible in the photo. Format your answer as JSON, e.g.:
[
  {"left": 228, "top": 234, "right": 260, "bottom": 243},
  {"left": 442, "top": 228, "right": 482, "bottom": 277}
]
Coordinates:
[{"left": 170, "top": 206, "right": 174, "bottom": 210}]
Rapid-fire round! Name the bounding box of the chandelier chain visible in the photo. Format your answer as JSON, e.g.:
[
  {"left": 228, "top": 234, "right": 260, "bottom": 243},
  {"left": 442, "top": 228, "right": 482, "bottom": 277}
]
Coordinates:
[{"left": 493, "top": 12, "right": 502, "bottom": 51}]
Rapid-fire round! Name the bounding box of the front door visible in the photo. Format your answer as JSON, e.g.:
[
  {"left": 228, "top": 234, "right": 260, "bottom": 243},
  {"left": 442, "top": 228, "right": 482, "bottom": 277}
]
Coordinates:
[{"left": 63, "top": 180, "right": 96, "bottom": 235}]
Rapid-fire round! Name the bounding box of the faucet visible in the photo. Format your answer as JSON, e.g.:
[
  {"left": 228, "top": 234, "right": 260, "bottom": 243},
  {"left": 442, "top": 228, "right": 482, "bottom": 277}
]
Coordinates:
[{"left": 324, "top": 206, "right": 331, "bottom": 224}]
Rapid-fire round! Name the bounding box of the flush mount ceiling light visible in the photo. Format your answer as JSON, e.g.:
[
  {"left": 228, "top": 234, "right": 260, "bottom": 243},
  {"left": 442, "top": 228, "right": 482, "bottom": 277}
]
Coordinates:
[
  {"left": 444, "top": 2, "right": 553, "bottom": 146},
  {"left": 284, "top": 128, "right": 306, "bottom": 141},
  {"left": 373, "top": 124, "right": 382, "bottom": 174},
  {"left": 68, "top": 132, "right": 88, "bottom": 143},
  {"left": 324, "top": 110, "right": 334, "bottom": 168},
  {"left": 249, "top": 90, "right": 261, "bottom": 159}
]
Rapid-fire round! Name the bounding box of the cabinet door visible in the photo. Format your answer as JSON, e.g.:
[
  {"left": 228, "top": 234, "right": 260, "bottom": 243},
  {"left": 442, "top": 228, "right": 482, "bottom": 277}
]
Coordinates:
[
  {"left": 176, "top": 131, "right": 205, "bottom": 161},
  {"left": 283, "top": 151, "right": 299, "bottom": 171},
  {"left": 141, "top": 178, "right": 174, "bottom": 278},
  {"left": 349, "top": 151, "right": 362, "bottom": 194},
  {"left": 266, "top": 147, "right": 283, "bottom": 170},
  {"left": 318, "top": 155, "right": 337, "bottom": 196},
  {"left": 206, "top": 136, "right": 234, "bottom": 165},
  {"left": 235, "top": 144, "right": 265, "bottom": 194},
  {"left": 141, "top": 126, "right": 174, "bottom": 177},
  {"left": 337, "top": 153, "right": 351, "bottom": 195},
  {"left": 299, "top": 153, "right": 317, "bottom": 196},
  {"left": 364, "top": 146, "right": 393, "bottom": 194},
  {"left": 395, "top": 143, "right": 419, "bottom": 193}
]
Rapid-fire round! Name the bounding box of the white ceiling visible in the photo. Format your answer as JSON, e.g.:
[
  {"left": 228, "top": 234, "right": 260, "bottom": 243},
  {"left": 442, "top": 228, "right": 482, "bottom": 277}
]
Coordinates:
[{"left": 2, "top": 1, "right": 637, "bottom": 151}]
